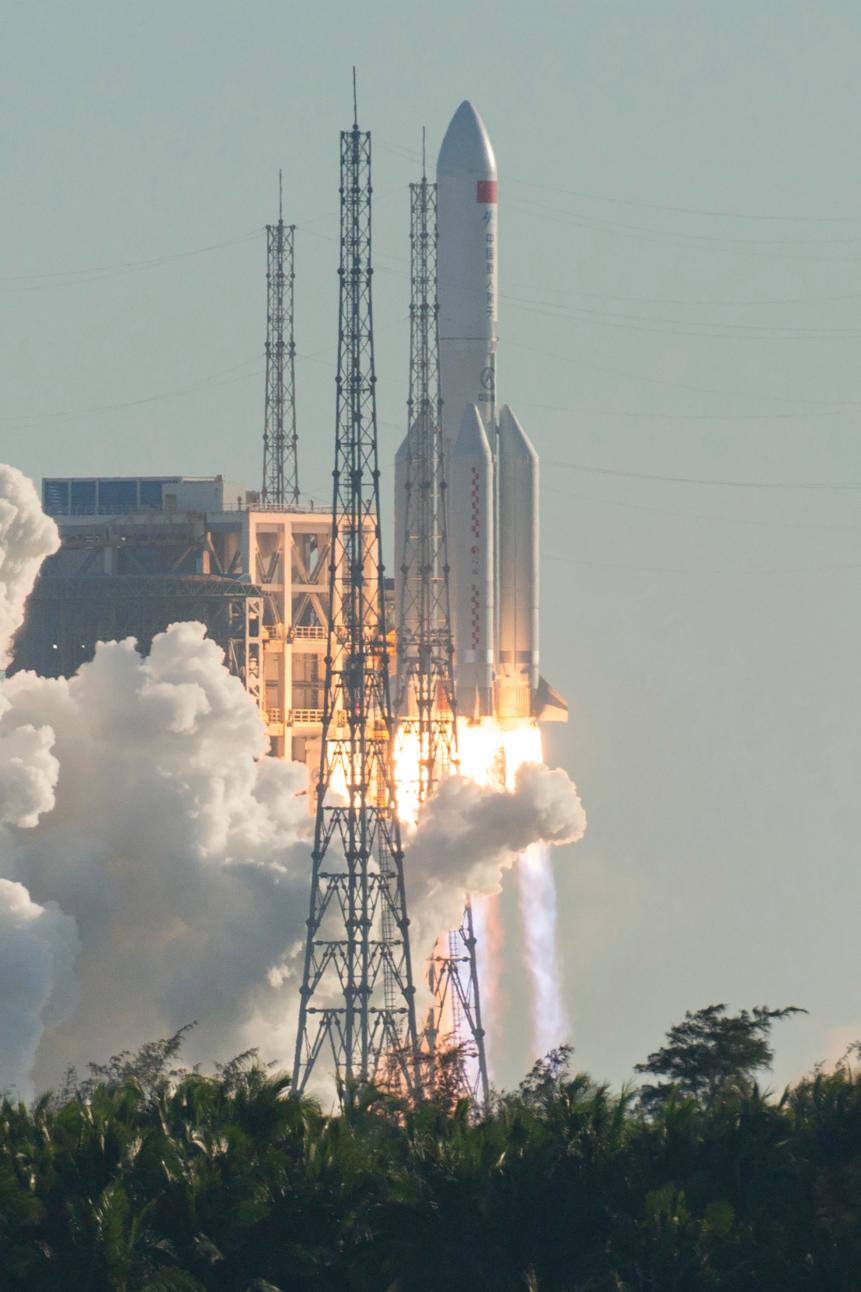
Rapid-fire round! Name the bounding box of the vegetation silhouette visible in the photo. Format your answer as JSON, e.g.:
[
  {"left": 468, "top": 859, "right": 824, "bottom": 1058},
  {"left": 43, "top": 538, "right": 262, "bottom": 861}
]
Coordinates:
[{"left": 3, "top": 1004, "right": 861, "bottom": 1290}]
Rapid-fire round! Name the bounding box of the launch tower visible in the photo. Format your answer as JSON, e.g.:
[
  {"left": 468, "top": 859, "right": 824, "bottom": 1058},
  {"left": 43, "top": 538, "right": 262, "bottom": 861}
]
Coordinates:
[
  {"left": 395, "top": 156, "right": 457, "bottom": 797},
  {"left": 262, "top": 175, "right": 299, "bottom": 508},
  {"left": 292, "top": 106, "right": 420, "bottom": 1102}
]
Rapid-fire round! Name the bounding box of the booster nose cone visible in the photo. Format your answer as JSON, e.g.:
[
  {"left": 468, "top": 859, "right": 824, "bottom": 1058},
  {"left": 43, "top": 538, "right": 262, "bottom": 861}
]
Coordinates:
[
  {"left": 437, "top": 100, "right": 497, "bottom": 180},
  {"left": 453, "top": 401, "right": 494, "bottom": 460}
]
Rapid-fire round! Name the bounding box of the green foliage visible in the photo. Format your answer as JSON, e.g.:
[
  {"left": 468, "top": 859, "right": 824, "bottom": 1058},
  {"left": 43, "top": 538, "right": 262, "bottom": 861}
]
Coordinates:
[
  {"left": 2, "top": 1010, "right": 861, "bottom": 1289},
  {"left": 634, "top": 1003, "right": 805, "bottom": 1111}
]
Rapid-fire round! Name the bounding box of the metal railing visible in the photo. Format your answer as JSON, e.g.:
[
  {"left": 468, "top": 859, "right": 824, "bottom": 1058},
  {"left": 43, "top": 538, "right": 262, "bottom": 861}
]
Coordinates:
[{"left": 290, "top": 708, "right": 324, "bottom": 725}]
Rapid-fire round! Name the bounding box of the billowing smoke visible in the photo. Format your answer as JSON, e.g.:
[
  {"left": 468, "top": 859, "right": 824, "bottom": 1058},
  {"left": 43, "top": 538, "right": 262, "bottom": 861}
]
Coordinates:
[
  {"left": 0, "top": 467, "right": 318, "bottom": 1090},
  {"left": 406, "top": 762, "right": 586, "bottom": 954},
  {"left": 0, "top": 879, "right": 79, "bottom": 1098},
  {"left": 0, "top": 467, "right": 59, "bottom": 665},
  {"left": 0, "top": 473, "right": 73, "bottom": 1097},
  {"left": 0, "top": 465, "right": 585, "bottom": 1095},
  {"left": 0, "top": 472, "right": 61, "bottom": 855},
  {"left": 1, "top": 623, "right": 314, "bottom": 1090}
]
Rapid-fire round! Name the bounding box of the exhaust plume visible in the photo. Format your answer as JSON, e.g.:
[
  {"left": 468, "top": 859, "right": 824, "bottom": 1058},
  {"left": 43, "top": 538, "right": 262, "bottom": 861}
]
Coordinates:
[{"left": 406, "top": 761, "right": 586, "bottom": 954}]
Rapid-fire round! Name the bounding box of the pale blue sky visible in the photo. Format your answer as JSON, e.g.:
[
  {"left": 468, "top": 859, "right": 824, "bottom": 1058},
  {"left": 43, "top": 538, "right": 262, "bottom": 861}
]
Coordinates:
[{"left": 5, "top": 1, "right": 861, "bottom": 1089}]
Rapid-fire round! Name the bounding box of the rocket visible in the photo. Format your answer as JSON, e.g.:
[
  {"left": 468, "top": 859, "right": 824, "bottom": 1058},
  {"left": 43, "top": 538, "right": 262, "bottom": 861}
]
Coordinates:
[
  {"left": 395, "top": 101, "right": 566, "bottom": 726},
  {"left": 439, "top": 100, "right": 565, "bottom": 724}
]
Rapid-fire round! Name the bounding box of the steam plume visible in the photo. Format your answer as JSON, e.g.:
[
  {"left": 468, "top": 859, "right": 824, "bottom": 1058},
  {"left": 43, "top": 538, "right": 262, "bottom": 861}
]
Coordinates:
[
  {"left": 406, "top": 762, "right": 586, "bottom": 955},
  {"left": 0, "top": 465, "right": 586, "bottom": 1094}
]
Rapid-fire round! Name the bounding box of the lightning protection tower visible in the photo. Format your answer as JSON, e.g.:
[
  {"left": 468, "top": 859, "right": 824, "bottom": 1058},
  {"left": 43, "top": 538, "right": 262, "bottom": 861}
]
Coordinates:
[
  {"left": 262, "top": 174, "right": 299, "bottom": 507},
  {"left": 292, "top": 102, "right": 420, "bottom": 1104},
  {"left": 396, "top": 144, "right": 490, "bottom": 1110},
  {"left": 395, "top": 152, "right": 458, "bottom": 796}
]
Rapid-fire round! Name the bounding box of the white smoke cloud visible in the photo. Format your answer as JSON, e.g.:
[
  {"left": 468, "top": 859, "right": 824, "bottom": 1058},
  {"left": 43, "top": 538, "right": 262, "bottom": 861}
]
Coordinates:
[
  {"left": 1, "top": 624, "right": 314, "bottom": 1089},
  {"left": 0, "top": 467, "right": 59, "bottom": 664},
  {"left": 0, "top": 706, "right": 58, "bottom": 829},
  {"left": 0, "top": 469, "right": 60, "bottom": 829},
  {"left": 0, "top": 464, "right": 317, "bottom": 1089},
  {"left": 0, "top": 878, "right": 79, "bottom": 1099},
  {"left": 406, "top": 762, "right": 587, "bottom": 951},
  {"left": 0, "top": 463, "right": 587, "bottom": 1094}
]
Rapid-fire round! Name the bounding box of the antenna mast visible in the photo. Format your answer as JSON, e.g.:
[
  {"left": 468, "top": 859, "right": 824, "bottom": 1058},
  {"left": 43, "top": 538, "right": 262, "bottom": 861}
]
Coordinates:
[
  {"left": 262, "top": 173, "right": 299, "bottom": 507},
  {"left": 292, "top": 113, "right": 419, "bottom": 1104}
]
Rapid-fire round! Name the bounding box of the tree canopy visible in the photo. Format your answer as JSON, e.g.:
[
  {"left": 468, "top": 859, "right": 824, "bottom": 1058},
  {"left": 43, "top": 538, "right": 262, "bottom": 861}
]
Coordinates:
[
  {"left": 634, "top": 1002, "right": 805, "bottom": 1111},
  {"left": 2, "top": 1005, "right": 860, "bottom": 1291}
]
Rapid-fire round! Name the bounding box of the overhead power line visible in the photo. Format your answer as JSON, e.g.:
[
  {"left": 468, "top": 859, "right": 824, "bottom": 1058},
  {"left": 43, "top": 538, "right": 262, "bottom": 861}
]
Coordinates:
[
  {"left": 542, "top": 483, "right": 861, "bottom": 531},
  {"left": 545, "top": 457, "right": 861, "bottom": 492},
  {"left": 1, "top": 357, "right": 263, "bottom": 425},
  {"left": 506, "top": 175, "right": 861, "bottom": 225},
  {"left": 507, "top": 340, "right": 861, "bottom": 411},
  {"left": 545, "top": 552, "right": 861, "bottom": 577},
  {"left": 377, "top": 135, "right": 861, "bottom": 224},
  {"left": 0, "top": 231, "right": 262, "bottom": 288}
]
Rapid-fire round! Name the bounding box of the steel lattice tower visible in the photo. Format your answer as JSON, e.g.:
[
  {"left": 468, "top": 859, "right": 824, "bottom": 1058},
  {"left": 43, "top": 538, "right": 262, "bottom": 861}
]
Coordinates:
[
  {"left": 292, "top": 110, "right": 419, "bottom": 1104},
  {"left": 262, "top": 175, "right": 299, "bottom": 507},
  {"left": 425, "top": 897, "right": 490, "bottom": 1106},
  {"left": 395, "top": 165, "right": 457, "bottom": 795},
  {"left": 396, "top": 150, "right": 490, "bottom": 1110}
]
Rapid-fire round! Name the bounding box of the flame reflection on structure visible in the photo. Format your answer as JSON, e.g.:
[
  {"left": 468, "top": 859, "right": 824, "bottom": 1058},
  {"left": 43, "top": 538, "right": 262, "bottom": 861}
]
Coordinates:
[{"left": 393, "top": 714, "right": 567, "bottom": 1073}]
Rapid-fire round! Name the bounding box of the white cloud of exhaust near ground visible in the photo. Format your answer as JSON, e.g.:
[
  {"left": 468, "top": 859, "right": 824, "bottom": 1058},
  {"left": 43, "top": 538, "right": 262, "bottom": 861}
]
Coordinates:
[
  {"left": 0, "top": 463, "right": 586, "bottom": 1094},
  {"left": 0, "top": 879, "right": 79, "bottom": 1099},
  {"left": 0, "top": 465, "right": 317, "bottom": 1090},
  {"left": 1, "top": 624, "right": 315, "bottom": 1091},
  {"left": 405, "top": 762, "right": 587, "bottom": 958},
  {"left": 0, "top": 469, "right": 60, "bottom": 831},
  {"left": 0, "top": 469, "right": 75, "bottom": 1094},
  {"left": 0, "top": 467, "right": 59, "bottom": 666}
]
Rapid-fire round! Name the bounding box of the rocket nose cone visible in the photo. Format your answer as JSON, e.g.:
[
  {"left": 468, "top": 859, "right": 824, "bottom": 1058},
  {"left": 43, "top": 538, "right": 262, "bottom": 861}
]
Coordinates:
[
  {"left": 498, "top": 405, "right": 539, "bottom": 462},
  {"left": 394, "top": 422, "right": 420, "bottom": 463},
  {"left": 453, "top": 403, "right": 494, "bottom": 460},
  {"left": 437, "top": 100, "right": 496, "bottom": 178}
]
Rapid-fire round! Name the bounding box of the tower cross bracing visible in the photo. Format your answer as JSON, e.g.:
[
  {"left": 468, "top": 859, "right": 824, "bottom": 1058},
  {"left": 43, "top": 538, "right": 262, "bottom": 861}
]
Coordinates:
[
  {"left": 396, "top": 175, "right": 457, "bottom": 798},
  {"left": 292, "top": 120, "right": 419, "bottom": 1103},
  {"left": 262, "top": 181, "right": 299, "bottom": 508}
]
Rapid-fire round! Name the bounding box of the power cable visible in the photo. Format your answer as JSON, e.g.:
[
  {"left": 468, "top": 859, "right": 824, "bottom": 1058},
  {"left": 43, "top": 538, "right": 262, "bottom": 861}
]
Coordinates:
[
  {"left": 545, "top": 456, "right": 861, "bottom": 492},
  {"left": 506, "top": 174, "right": 861, "bottom": 225},
  {"left": 1, "top": 357, "right": 263, "bottom": 424},
  {"left": 507, "top": 340, "right": 861, "bottom": 411},
  {"left": 542, "top": 483, "right": 861, "bottom": 530},
  {"left": 0, "top": 231, "right": 263, "bottom": 288},
  {"left": 545, "top": 551, "right": 861, "bottom": 576}
]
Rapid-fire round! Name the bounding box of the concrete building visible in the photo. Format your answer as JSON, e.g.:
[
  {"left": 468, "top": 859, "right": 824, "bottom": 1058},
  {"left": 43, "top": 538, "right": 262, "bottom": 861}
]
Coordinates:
[{"left": 12, "top": 476, "right": 341, "bottom": 769}]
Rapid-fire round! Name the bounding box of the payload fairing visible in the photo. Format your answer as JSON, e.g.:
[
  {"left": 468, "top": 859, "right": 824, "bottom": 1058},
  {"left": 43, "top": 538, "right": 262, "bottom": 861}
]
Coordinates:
[{"left": 433, "top": 100, "right": 565, "bottom": 725}]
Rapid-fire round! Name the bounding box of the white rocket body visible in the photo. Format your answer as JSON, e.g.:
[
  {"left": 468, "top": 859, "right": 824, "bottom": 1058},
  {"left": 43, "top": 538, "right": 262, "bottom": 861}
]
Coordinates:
[
  {"left": 437, "top": 101, "right": 498, "bottom": 445},
  {"left": 448, "top": 404, "right": 495, "bottom": 718},
  {"left": 394, "top": 100, "right": 566, "bottom": 726},
  {"left": 497, "top": 405, "right": 539, "bottom": 718}
]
